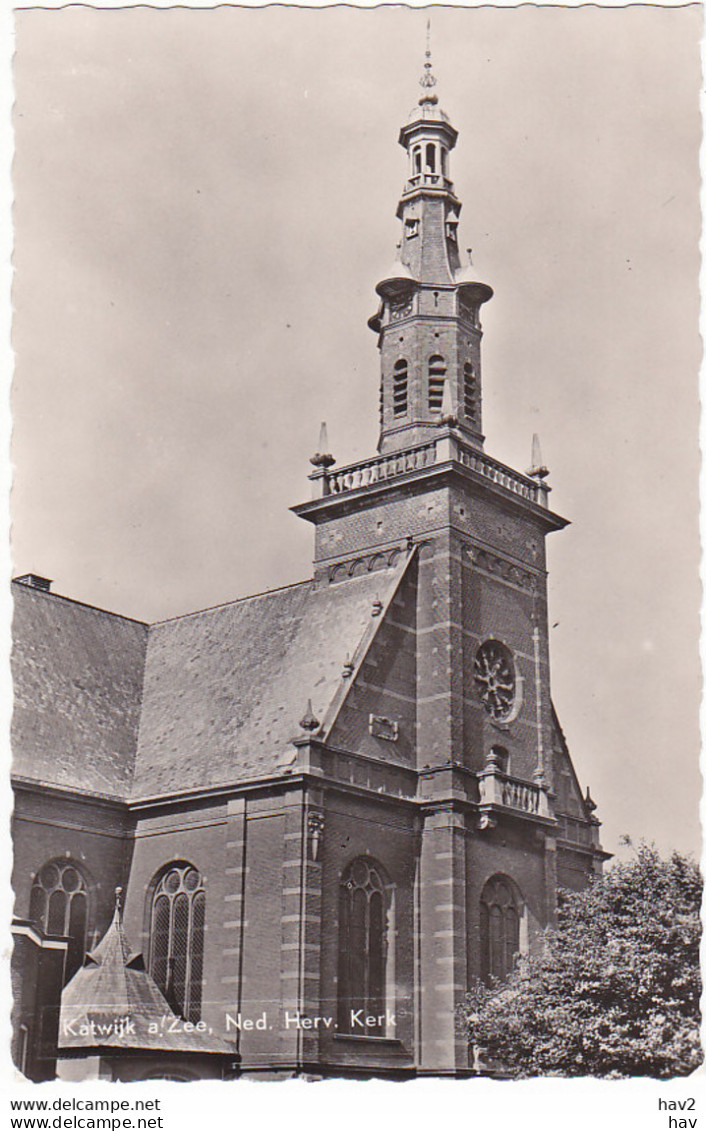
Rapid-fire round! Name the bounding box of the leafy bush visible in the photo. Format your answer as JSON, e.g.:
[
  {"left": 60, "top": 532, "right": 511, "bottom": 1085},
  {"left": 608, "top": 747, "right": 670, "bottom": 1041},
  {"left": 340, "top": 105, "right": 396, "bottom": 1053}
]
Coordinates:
[{"left": 458, "top": 843, "right": 702, "bottom": 1077}]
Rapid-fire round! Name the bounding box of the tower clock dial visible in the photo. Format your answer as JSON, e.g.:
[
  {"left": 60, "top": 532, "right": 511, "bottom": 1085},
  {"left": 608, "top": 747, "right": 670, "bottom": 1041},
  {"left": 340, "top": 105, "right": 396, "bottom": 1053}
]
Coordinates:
[{"left": 474, "top": 640, "right": 517, "bottom": 722}]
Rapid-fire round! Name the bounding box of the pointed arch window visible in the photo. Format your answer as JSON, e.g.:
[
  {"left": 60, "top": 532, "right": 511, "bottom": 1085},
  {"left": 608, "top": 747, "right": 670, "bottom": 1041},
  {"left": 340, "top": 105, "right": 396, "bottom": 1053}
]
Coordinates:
[
  {"left": 338, "top": 857, "right": 392, "bottom": 1034},
  {"left": 428, "top": 355, "right": 446, "bottom": 412},
  {"left": 29, "top": 859, "right": 90, "bottom": 984},
  {"left": 149, "top": 863, "right": 205, "bottom": 1022},
  {"left": 464, "top": 361, "right": 478, "bottom": 424},
  {"left": 393, "top": 359, "right": 408, "bottom": 418},
  {"left": 480, "top": 875, "right": 523, "bottom": 984}
]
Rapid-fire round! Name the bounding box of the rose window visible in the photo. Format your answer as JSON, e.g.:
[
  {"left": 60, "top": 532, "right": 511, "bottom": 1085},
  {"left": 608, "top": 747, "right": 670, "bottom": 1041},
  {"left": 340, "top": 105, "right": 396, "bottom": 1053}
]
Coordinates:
[{"left": 474, "top": 640, "right": 516, "bottom": 722}]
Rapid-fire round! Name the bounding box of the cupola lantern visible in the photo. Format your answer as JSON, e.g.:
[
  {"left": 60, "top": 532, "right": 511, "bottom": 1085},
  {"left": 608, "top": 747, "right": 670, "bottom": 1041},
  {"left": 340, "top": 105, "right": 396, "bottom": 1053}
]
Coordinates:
[{"left": 370, "top": 39, "right": 493, "bottom": 455}]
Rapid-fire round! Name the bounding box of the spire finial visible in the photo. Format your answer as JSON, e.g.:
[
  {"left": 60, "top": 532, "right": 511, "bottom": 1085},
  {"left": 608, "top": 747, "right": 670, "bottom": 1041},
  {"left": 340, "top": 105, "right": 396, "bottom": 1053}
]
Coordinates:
[
  {"left": 114, "top": 886, "right": 123, "bottom": 917},
  {"left": 419, "top": 18, "right": 438, "bottom": 105}
]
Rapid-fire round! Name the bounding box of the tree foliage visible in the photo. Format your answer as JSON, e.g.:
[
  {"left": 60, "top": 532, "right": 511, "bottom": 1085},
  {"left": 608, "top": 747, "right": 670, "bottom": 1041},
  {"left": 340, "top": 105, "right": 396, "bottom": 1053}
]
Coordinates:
[{"left": 458, "top": 843, "right": 702, "bottom": 1078}]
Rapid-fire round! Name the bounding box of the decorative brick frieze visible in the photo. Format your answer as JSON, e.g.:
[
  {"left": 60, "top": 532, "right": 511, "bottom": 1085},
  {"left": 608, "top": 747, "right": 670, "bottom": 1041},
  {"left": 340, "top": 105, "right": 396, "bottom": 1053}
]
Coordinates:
[
  {"left": 462, "top": 543, "right": 540, "bottom": 592},
  {"left": 327, "top": 545, "right": 405, "bottom": 583}
]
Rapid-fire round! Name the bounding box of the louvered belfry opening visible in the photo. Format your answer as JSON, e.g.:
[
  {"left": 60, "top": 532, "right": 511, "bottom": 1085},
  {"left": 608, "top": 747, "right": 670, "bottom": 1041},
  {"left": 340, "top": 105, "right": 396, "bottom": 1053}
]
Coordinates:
[
  {"left": 463, "top": 360, "right": 477, "bottom": 424},
  {"left": 393, "top": 359, "right": 409, "bottom": 417},
  {"left": 428, "top": 354, "right": 446, "bottom": 412}
]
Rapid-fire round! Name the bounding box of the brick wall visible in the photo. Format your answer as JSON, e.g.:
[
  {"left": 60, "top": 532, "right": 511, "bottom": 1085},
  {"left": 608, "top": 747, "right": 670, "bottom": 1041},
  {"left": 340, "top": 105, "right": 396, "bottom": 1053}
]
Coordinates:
[
  {"left": 12, "top": 923, "right": 68, "bottom": 1081},
  {"left": 12, "top": 789, "right": 132, "bottom": 949},
  {"left": 328, "top": 559, "right": 418, "bottom": 766},
  {"left": 317, "top": 789, "right": 417, "bottom": 1072}
]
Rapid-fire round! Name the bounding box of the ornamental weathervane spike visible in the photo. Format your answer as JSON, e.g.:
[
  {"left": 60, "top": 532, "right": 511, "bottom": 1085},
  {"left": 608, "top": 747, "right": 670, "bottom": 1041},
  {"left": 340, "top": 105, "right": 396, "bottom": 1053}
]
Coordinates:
[{"left": 419, "top": 18, "right": 438, "bottom": 104}]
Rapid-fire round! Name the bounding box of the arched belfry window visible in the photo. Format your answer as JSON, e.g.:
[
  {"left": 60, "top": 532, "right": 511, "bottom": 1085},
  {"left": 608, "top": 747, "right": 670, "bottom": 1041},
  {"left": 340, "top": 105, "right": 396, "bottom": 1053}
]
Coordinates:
[
  {"left": 29, "top": 859, "right": 90, "bottom": 984},
  {"left": 428, "top": 355, "right": 446, "bottom": 412},
  {"left": 338, "top": 857, "right": 392, "bottom": 1034},
  {"left": 149, "top": 863, "right": 205, "bottom": 1022},
  {"left": 393, "top": 359, "right": 408, "bottom": 418},
  {"left": 425, "top": 143, "right": 436, "bottom": 174},
  {"left": 480, "top": 875, "right": 523, "bottom": 984}
]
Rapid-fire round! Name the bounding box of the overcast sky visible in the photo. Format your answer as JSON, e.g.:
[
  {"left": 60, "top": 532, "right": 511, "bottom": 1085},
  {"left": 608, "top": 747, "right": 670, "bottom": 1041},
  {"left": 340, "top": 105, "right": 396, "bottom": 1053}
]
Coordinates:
[{"left": 11, "top": 5, "right": 702, "bottom": 861}]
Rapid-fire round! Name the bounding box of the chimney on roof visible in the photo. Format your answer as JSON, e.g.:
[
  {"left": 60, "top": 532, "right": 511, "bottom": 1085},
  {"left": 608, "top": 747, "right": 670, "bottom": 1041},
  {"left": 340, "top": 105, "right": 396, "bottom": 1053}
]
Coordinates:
[{"left": 14, "top": 573, "right": 52, "bottom": 593}]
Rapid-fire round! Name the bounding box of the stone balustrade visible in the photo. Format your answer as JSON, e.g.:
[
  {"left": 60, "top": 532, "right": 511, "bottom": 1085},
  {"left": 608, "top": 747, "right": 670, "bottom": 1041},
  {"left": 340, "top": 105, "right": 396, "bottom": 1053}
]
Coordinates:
[
  {"left": 404, "top": 173, "right": 455, "bottom": 193},
  {"left": 455, "top": 446, "right": 546, "bottom": 505},
  {"left": 501, "top": 776, "right": 540, "bottom": 814},
  {"left": 310, "top": 432, "right": 548, "bottom": 508},
  {"left": 322, "top": 442, "right": 438, "bottom": 496},
  {"left": 478, "top": 768, "right": 552, "bottom": 821}
]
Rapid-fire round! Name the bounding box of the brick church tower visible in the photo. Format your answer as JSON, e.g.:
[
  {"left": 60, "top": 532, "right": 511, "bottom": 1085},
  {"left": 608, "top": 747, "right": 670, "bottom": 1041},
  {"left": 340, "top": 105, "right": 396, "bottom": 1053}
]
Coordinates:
[
  {"left": 11, "top": 47, "right": 606, "bottom": 1081},
  {"left": 290, "top": 49, "right": 606, "bottom": 1073}
]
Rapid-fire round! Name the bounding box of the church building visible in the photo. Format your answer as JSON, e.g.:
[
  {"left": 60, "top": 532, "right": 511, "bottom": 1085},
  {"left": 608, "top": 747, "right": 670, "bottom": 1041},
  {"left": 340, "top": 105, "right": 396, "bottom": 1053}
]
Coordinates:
[{"left": 11, "top": 52, "right": 607, "bottom": 1081}]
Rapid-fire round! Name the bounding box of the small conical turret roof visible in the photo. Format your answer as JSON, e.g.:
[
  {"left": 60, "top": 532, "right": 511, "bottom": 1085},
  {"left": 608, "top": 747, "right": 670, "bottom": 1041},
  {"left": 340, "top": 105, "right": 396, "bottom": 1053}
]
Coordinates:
[
  {"left": 59, "top": 889, "right": 233, "bottom": 1056},
  {"left": 83, "top": 889, "right": 136, "bottom": 969}
]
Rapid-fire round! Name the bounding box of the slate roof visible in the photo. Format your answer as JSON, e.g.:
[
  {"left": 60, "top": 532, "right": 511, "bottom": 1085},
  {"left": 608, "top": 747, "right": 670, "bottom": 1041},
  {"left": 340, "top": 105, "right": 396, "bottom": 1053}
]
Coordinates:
[
  {"left": 59, "top": 905, "right": 233, "bottom": 1056},
  {"left": 12, "top": 586, "right": 148, "bottom": 798},
  {"left": 132, "top": 563, "right": 407, "bottom": 796},
  {"left": 12, "top": 557, "right": 410, "bottom": 800}
]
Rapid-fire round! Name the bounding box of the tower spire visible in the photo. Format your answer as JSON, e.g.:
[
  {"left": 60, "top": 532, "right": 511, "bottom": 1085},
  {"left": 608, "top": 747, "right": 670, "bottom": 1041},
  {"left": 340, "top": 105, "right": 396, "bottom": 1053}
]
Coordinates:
[
  {"left": 368, "top": 42, "right": 493, "bottom": 455},
  {"left": 419, "top": 19, "right": 438, "bottom": 105}
]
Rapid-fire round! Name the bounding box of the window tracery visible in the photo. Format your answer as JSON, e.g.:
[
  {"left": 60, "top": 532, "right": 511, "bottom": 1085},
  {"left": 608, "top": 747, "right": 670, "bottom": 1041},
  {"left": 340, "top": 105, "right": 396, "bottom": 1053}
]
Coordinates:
[
  {"left": 29, "top": 859, "right": 90, "bottom": 984},
  {"left": 149, "top": 863, "right": 205, "bottom": 1022},
  {"left": 338, "top": 857, "right": 390, "bottom": 1034},
  {"left": 480, "top": 875, "right": 523, "bottom": 984}
]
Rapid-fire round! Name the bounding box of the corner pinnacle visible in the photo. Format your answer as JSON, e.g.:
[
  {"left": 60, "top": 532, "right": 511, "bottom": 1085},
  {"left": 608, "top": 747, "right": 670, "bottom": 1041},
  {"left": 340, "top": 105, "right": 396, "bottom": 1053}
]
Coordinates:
[
  {"left": 310, "top": 421, "right": 336, "bottom": 468},
  {"left": 527, "top": 433, "right": 549, "bottom": 480},
  {"left": 298, "top": 699, "right": 320, "bottom": 732}
]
